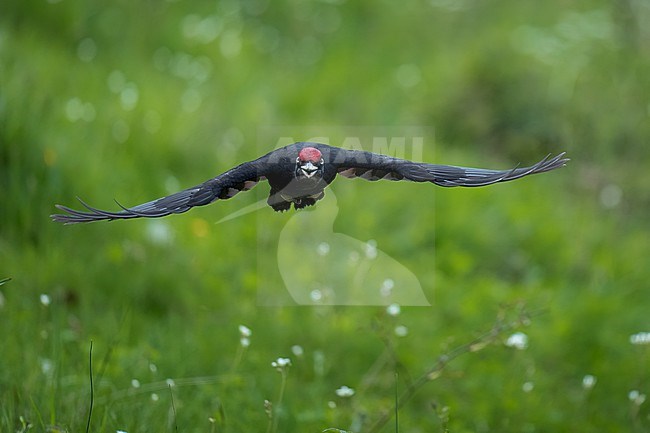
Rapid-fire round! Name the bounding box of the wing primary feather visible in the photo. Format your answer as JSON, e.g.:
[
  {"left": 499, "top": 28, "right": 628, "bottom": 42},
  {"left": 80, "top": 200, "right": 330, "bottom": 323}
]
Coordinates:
[
  {"left": 80, "top": 198, "right": 139, "bottom": 218},
  {"left": 50, "top": 198, "right": 144, "bottom": 223},
  {"left": 430, "top": 152, "right": 568, "bottom": 187},
  {"left": 51, "top": 160, "right": 267, "bottom": 224},
  {"left": 334, "top": 148, "right": 567, "bottom": 187},
  {"left": 113, "top": 199, "right": 170, "bottom": 218},
  {"left": 52, "top": 204, "right": 98, "bottom": 221}
]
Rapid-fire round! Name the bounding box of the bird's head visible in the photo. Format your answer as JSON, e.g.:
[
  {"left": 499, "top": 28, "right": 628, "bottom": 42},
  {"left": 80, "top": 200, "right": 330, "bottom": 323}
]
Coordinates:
[{"left": 295, "top": 147, "right": 324, "bottom": 180}]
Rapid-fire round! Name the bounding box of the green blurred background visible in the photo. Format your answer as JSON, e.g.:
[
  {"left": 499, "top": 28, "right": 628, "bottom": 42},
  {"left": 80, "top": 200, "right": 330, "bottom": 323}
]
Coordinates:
[{"left": 1, "top": 0, "right": 649, "bottom": 431}]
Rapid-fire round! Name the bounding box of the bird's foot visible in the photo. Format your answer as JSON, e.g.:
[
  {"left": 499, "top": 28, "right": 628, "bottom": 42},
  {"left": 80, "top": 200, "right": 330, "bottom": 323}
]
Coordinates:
[{"left": 294, "top": 198, "right": 317, "bottom": 210}]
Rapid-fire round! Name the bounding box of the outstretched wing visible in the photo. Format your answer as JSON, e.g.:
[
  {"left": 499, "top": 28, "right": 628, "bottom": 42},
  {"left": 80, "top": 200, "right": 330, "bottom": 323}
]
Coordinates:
[
  {"left": 51, "top": 162, "right": 266, "bottom": 224},
  {"left": 333, "top": 149, "right": 568, "bottom": 186}
]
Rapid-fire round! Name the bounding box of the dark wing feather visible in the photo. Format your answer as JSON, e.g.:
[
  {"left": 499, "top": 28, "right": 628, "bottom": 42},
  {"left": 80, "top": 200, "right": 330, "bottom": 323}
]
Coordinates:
[
  {"left": 51, "top": 162, "right": 266, "bottom": 224},
  {"left": 333, "top": 149, "right": 568, "bottom": 187}
]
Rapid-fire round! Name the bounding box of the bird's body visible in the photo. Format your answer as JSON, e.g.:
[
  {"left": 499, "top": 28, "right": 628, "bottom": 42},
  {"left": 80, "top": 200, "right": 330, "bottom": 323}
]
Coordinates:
[{"left": 51, "top": 142, "right": 568, "bottom": 224}]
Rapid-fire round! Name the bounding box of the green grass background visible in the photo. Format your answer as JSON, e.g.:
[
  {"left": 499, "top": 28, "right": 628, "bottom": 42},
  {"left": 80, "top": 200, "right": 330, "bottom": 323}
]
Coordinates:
[{"left": 1, "top": 0, "right": 649, "bottom": 431}]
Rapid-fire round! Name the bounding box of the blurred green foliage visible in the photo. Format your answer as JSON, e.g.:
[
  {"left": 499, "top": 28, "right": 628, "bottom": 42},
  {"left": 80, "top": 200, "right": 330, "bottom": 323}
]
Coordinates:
[{"left": 1, "top": 0, "right": 650, "bottom": 431}]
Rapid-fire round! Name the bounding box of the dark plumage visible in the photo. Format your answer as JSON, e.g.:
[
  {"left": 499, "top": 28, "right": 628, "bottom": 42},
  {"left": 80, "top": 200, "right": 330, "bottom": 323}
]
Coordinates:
[{"left": 51, "top": 142, "right": 568, "bottom": 224}]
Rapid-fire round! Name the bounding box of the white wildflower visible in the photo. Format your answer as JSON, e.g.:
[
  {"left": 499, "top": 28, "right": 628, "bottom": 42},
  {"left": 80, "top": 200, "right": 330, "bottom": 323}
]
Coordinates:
[
  {"left": 310, "top": 289, "right": 323, "bottom": 302},
  {"left": 629, "top": 390, "right": 647, "bottom": 405},
  {"left": 582, "top": 374, "right": 597, "bottom": 390},
  {"left": 380, "top": 279, "right": 394, "bottom": 297},
  {"left": 291, "top": 345, "right": 304, "bottom": 357},
  {"left": 271, "top": 357, "right": 291, "bottom": 371},
  {"left": 505, "top": 332, "right": 528, "bottom": 350},
  {"left": 394, "top": 325, "right": 408, "bottom": 337},
  {"left": 238, "top": 324, "right": 252, "bottom": 338},
  {"left": 239, "top": 325, "right": 252, "bottom": 347},
  {"left": 365, "top": 240, "right": 377, "bottom": 259},
  {"left": 131, "top": 379, "right": 141, "bottom": 388},
  {"left": 386, "top": 303, "right": 401, "bottom": 317},
  {"left": 335, "top": 385, "right": 355, "bottom": 398},
  {"left": 630, "top": 332, "right": 650, "bottom": 345},
  {"left": 40, "top": 358, "right": 54, "bottom": 376},
  {"left": 40, "top": 294, "right": 51, "bottom": 306}
]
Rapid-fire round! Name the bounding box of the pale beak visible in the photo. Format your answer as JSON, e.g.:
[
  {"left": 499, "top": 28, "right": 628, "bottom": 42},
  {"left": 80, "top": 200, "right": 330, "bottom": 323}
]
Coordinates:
[{"left": 300, "top": 161, "right": 319, "bottom": 178}]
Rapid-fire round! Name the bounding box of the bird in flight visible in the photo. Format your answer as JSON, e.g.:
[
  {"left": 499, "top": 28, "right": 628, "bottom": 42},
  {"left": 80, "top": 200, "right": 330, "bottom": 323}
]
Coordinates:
[{"left": 51, "top": 142, "right": 568, "bottom": 224}]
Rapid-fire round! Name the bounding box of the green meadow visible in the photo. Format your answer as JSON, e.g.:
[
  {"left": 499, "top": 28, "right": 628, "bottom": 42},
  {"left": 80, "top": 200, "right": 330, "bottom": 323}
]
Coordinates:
[{"left": 1, "top": 0, "right": 649, "bottom": 431}]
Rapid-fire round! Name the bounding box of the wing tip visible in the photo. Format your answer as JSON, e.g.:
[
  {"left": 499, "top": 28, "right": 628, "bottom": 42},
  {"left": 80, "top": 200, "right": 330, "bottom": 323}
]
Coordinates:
[
  {"left": 50, "top": 197, "right": 135, "bottom": 224},
  {"left": 542, "top": 151, "right": 570, "bottom": 171},
  {"left": 51, "top": 195, "right": 185, "bottom": 224},
  {"left": 431, "top": 150, "right": 569, "bottom": 187}
]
